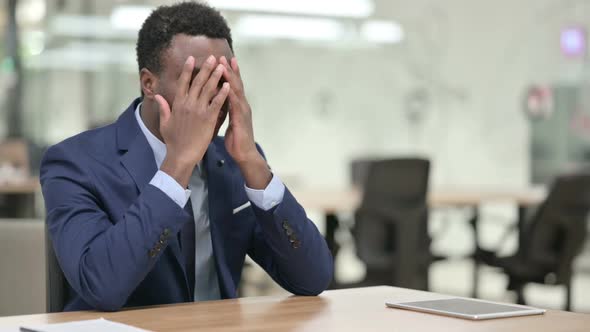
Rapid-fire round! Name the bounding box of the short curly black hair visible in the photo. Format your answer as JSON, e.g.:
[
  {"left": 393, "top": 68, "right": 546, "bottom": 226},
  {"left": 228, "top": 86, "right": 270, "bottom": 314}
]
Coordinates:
[{"left": 136, "top": 1, "right": 233, "bottom": 74}]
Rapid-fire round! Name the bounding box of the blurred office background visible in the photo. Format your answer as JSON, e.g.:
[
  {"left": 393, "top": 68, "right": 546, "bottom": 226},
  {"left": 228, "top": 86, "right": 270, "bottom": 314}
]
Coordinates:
[{"left": 2, "top": 0, "right": 590, "bottom": 317}]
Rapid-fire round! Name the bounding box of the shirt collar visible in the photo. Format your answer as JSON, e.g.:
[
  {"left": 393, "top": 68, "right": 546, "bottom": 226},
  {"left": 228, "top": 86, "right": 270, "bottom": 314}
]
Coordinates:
[{"left": 134, "top": 102, "right": 167, "bottom": 169}]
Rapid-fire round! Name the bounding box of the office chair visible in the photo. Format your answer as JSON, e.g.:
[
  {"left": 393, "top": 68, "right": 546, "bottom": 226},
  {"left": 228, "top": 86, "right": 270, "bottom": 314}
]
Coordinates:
[
  {"left": 350, "top": 159, "right": 374, "bottom": 188},
  {"left": 350, "top": 158, "right": 434, "bottom": 290},
  {"left": 476, "top": 173, "right": 590, "bottom": 311},
  {"left": 325, "top": 158, "right": 378, "bottom": 259},
  {"left": 45, "top": 227, "right": 68, "bottom": 312}
]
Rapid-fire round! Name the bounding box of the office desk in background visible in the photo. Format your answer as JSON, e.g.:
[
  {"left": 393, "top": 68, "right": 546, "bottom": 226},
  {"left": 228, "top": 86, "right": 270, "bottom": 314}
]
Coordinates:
[
  {"left": 293, "top": 186, "right": 546, "bottom": 250},
  {"left": 293, "top": 187, "right": 546, "bottom": 297},
  {"left": 0, "top": 286, "right": 587, "bottom": 331},
  {"left": 0, "top": 178, "right": 40, "bottom": 194},
  {"left": 292, "top": 187, "right": 546, "bottom": 212},
  {"left": 0, "top": 178, "right": 41, "bottom": 218}
]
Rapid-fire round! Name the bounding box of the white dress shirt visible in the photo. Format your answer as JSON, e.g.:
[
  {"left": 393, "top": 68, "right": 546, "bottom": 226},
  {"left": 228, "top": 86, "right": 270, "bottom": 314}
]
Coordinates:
[{"left": 134, "top": 103, "right": 285, "bottom": 301}]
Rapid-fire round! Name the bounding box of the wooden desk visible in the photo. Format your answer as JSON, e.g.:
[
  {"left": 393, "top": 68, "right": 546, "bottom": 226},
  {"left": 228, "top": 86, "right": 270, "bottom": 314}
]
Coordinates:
[
  {"left": 0, "top": 287, "right": 587, "bottom": 331},
  {"left": 0, "top": 178, "right": 40, "bottom": 194},
  {"left": 0, "top": 178, "right": 41, "bottom": 218},
  {"left": 292, "top": 187, "right": 546, "bottom": 213}
]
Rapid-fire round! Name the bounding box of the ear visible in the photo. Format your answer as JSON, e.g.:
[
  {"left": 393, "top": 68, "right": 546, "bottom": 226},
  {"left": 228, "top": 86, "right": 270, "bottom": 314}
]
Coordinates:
[{"left": 140, "top": 68, "right": 158, "bottom": 100}]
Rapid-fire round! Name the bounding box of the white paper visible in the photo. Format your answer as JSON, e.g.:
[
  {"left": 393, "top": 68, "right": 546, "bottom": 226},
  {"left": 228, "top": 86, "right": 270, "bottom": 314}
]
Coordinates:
[
  {"left": 0, "top": 327, "right": 19, "bottom": 332},
  {"left": 20, "top": 318, "right": 150, "bottom": 332}
]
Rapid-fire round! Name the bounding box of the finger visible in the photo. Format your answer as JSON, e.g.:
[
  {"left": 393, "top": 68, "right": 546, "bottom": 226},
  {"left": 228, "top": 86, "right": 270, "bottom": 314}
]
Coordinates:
[
  {"left": 220, "top": 56, "right": 231, "bottom": 72},
  {"left": 225, "top": 121, "right": 233, "bottom": 137},
  {"left": 208, "top": 82, "right": 231, "bottom": 115},
  {"left": 227, "top": 87, "right": 240, "bottom": 113},
  {"left": 231, "top": 57, "right": 241, "bottom": 78},
  {"left": 198, "top": 64, "right": 225, "bottom": 104},
  {"left": 176, "top": 56, "right": 195, "bottom": 97},
  {"left": 223, "top": 57, "right": 244, "bottom": 94},
  {"left": 154, "top": 94, "right": 171, "bottom": 124},
  {"left": 220, "top": 56, "right": 238, "bottom": 87},
  {"left": 226, "top": 88, "right": 242, "bottom": 125},
  {"left": 188, "top": 55, "right": 217, "bottom": 100}
]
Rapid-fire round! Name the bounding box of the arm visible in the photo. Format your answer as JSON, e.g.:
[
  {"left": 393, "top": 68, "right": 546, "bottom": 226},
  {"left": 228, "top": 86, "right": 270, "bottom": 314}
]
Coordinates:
[
  {"left": 247, "top": 188, "right": 334, "bottom": 295},
  {"left": 41, "top": 144, "right": 191, "bottom": 311},
  {"left": 44, "top": 55, "right": 230, "bottom": 311},
  {"left": 245, "top": 144, "right": 333, "bottom": 295},
  {"left": 219, "top": 56, "right": 332, "bottom": 295}
]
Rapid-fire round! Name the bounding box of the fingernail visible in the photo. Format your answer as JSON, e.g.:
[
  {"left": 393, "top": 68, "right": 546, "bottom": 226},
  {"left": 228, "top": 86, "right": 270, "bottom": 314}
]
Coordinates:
[
  {"left": 207, "top": 55, "right": 216, "bottom": 64},
  {"left": 186, "top": 56, "right": 194, "bottom": 64},
  {"left": 216, "top": 64, "right": 224, "bottom": 72}
]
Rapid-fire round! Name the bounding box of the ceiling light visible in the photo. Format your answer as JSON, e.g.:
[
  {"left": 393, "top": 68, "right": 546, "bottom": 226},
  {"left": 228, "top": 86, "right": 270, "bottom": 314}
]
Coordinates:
[
  {"left": 208, "top": 0, "right": 374, "bottom": 18},
  {"left": 360, "top": 20, "right": 404, "bottom": 44},
  {"left": 235, "top": 15, "right": 346, "bottom": 41},
  {"left": 17, "top": 0, "right": 46, "bottom": 25},
  {"left": 110, "top": 5, "right": 153, "bottom": 31}
]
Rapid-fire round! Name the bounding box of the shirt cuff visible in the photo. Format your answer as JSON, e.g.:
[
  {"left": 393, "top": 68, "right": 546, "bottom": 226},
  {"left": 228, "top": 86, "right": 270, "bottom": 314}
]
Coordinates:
[
  {"left": 245, "top": 174, "right": 285, "bottom": 211},
  {"left": 150, "top": 170, "right": 191, "bottom": 208}
]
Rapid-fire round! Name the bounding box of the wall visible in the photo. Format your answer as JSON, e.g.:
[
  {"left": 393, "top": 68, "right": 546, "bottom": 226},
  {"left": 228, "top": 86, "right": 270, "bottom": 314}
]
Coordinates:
[
  {"left": 18, "top": 0, "right": 590, "bottom": 189},
  {"left": 236, "top": 0, "right": 590, "bottom": 188}
]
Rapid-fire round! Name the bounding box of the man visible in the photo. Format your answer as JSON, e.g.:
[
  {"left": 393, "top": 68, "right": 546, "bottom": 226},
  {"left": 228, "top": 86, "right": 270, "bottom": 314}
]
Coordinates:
[{"left": 40, "top": 2, "right": 333, "bottom": 312}]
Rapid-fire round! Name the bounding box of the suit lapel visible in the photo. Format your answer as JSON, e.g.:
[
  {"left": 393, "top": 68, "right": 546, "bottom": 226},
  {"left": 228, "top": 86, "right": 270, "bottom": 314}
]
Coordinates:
[
  {"left": 116, "top": 101, "right": 189, "bottom": 296},
  {"left": 120, "top": 133, "right": 157, "bottom": 194},
  {"left": 205, "top": 141, "right": 237, "bottom": 298}
]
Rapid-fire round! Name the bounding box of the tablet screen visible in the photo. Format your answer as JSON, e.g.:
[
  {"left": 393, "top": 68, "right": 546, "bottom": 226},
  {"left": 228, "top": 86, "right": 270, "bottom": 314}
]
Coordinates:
[
  {"left": 387, "top": 298, "right": 545, "bottom": 320},
  {"left": 400, "top": 298, "right": 528, "bottom": 315}
]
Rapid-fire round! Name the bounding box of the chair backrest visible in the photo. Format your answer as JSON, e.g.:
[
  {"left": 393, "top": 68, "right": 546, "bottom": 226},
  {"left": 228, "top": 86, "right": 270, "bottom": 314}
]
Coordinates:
[
  {"left": 45, "top": 226, "right": 68, "bottom": 312},
  {"left": 350, "top": 159, "right": 374, "bottom": 188},
  {"left": 360, "top": 158, "right": 430, "bottom": 211},
  {"left": 353, "top": 158, "right": 431, "bottom": 289},
  {"left": 0, "top": 219, "right": 45, "bottom": 316},
  {"left": 523, "top": 173, "right": 590, "bottom": 282}
]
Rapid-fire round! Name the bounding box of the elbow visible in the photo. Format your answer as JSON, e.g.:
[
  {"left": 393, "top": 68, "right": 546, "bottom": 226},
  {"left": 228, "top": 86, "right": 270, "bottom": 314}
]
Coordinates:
[
  {"left": 79, "top": 287, "right": 127, "bottom": 312},
  {"left": 76, "top": 269, "right": 127, "bottom": 311},
  {"left": 292, "top": 274, "right": 331, "bottom": 296},
  {"left": 315, "top": 242, "right": 335, "bottom": 295},
  {"left": 92, "top": 297, "right": 126, "bottom": 312},
  {"left": 296, "top": 282, "right": 330, "bottom": 297},
  {"left": 293, "top": 252, "right": 334, "bottom": 296},
  {"left": 74, "top": 252, "right": 130, "bottom": 311},
  {"left": 313, "top": 255, "right": 335, "bottom": 295}
]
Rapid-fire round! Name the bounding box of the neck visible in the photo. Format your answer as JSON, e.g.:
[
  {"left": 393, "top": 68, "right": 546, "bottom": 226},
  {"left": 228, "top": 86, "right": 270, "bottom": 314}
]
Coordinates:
[{"left": 140, "top": 99, "right": 165, "bottom": 142}]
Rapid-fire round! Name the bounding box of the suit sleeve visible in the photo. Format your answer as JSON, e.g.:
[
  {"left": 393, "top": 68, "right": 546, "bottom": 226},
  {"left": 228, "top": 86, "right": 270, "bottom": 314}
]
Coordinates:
[
  {"left": 246, "top": 144, "right": 334, "bottom": 295},
  {"left": 40, "top": 144, "right": 192, "bottom": 311}
]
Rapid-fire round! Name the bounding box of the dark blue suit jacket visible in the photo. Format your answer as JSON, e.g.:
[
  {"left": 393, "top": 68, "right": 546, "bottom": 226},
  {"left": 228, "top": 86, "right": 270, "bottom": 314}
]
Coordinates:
[{"left": 40, "top": 98, "right": 333, "bottom": 311}]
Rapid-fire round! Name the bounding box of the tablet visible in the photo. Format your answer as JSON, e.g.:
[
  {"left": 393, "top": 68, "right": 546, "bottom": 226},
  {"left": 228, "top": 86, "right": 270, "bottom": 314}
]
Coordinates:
[{"left": 386, "top": 298, "right": 546, "bottom": 320}]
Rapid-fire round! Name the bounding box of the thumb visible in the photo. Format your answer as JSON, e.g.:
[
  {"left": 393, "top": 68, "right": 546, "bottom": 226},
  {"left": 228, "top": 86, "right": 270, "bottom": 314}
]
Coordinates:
[
  {"left": 154, "top": 94, "right": 171, "bottom": 125},
  {"left": 225, "top": 120, "right": 234, "bottom": 138},
  {"left": 227, "top": 89, "right": 240, "bottom": 124},
  {"left": 225, "top": 121, "right": 232, "bottom": 134}
]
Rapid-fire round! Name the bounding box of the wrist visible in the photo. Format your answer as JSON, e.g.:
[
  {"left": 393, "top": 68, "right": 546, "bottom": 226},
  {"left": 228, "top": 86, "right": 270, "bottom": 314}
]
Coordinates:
[
  {"left": 238, "top": 153, "right": 272, "bottom": 190},
  {"left": 160, "top": 154, "right": 198, "bottom": 188},
  {"left": 237, "top": 151, "right": 265, "bottom": 169}
]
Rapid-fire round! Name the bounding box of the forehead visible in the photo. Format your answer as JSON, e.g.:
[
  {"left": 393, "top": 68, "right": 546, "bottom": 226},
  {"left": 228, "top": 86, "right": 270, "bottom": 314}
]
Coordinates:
[{"left": 162, "top": 34, "right": 233, "bottom": 73}]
